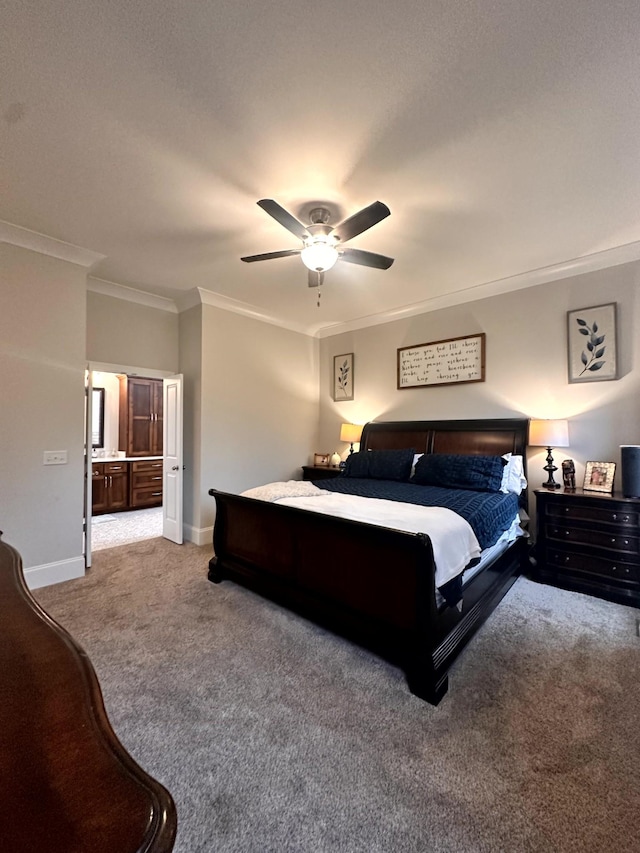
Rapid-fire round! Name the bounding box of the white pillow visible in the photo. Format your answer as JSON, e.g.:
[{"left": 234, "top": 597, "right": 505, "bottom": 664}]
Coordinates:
[
  {"left": 500, "top": 453, "right": 527, "bottom": 494},
  {"left": 411, "top": 453, "right": 424, "bottom": 478}
]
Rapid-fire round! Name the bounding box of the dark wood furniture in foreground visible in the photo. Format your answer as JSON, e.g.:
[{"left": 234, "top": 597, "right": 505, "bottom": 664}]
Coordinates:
[
  {"left": 534, "top": 488, "right": 640, "bottom": 608},
  {"left": 301, "top": 465, "right": 342, "bottom": 481},
  {"left": 0, "top": 535, "right": 177, "bottom": 853},
  {"left": 209, "top": 418, "right": 529, "bottom": 705}
]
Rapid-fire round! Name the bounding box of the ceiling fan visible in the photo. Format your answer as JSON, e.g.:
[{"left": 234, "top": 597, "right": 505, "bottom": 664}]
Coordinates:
[{"left": 241, "top": 199, "right": 394, "bottom": 289}]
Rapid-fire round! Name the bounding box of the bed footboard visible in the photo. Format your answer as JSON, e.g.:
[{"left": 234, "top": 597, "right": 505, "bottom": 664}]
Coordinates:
[{"left": 208, "top": 489, "right": 524, "bottom": 704}]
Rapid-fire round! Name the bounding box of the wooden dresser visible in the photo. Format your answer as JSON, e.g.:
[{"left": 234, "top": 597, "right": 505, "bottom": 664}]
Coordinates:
[
  {"left": 0, "top": 535, "right": 177, "bottom": 852},
  {"left": 534, "top": 488, "right": 640, "bottom": 608}
]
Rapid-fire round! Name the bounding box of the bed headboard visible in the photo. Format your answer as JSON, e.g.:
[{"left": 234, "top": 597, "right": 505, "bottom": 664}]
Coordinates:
[
  {"left": 361, "top": 417, "right": 529, "bottom": 457},
  {"left": 360, "top": 417, "right": 530, "bottom": 506}
]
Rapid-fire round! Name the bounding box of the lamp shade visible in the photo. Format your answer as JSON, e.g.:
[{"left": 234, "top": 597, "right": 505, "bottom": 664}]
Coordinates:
[
  {"left": 529, "top": 419, "right": 569, "bottom": 448},
  {"left": 340, "top": 423, "right": 362, "bottom": 444}
]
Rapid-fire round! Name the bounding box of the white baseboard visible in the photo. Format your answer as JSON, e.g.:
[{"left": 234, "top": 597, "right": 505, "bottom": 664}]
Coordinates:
[
  {"left": 184, "top": 525, "right": 214, "bottom": 547},
  {"left": 25, "top": 555, "right": 85, "bottom": 590}
]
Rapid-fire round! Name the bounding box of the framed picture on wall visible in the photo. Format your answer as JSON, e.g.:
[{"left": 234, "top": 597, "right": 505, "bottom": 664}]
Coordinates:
[
  {"left": 567, "top": 303, "right": 618, "bottom": 383},
  {"left": 333, "top": 353, "right": 354, "bottom": 401}
]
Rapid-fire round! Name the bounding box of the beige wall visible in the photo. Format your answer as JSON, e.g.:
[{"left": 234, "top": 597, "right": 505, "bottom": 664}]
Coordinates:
[
  {"left": 319, "top": 261, "right": 640, "bottom": 517},
  {"left": 86, "top": 289, "right": 179, "bottom": 371},
  {"left": 198, "top": 303, "right": 319, "bottom": 532},
  {"left": 0, "top": 243, "right": 87, "bottom": 582},
  {"left": 85, "top": 294, "right": 319, "bottom": 544}
]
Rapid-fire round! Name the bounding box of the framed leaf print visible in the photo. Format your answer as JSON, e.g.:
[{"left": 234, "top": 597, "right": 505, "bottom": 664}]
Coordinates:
[
  {"left": 333, "top": 353, "right": 354, "bottom": 401},
  {"left": 567, "top": 303, "right": 618, "bottom": 383}
]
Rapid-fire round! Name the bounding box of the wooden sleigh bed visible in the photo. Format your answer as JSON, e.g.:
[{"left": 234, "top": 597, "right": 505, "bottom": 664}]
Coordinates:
[{"left": 208, "top": 417, "right": 529, "bottom": 705}]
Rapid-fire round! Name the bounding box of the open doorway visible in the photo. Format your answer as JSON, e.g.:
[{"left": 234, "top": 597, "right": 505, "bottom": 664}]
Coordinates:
[
  {"left": 86, "top": 365, "right": 183, "bottom": 563},
  {"left": 90, "top": 370, "right": 163, "bottom": 551}
]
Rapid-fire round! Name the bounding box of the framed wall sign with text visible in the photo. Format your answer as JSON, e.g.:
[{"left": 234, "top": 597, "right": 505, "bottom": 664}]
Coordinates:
[{"left": 397, "top": 333, "right": 486, "bottom": 389}]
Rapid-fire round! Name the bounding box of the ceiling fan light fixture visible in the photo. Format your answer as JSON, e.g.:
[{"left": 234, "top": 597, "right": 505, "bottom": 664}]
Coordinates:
[{"left": 300, "top": 240, "right": 339, "bottom": 272}]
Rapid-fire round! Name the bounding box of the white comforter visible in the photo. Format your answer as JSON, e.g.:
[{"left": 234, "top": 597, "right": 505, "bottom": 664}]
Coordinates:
[{"left": 241, "top": 481, "right": 481, "bottom": 589}]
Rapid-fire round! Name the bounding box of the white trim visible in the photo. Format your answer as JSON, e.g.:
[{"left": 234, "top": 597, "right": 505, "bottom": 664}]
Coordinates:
[
  {"left": 0, "top": 219, "right": 105, "bottom": 268},
  {"left": 316, "top": 240, "right": 640, "bottom": 338},
  {"left": 88, "top": 276, "right": 178, "bottom": 313},
  {"left": 184, "top": 523, "right": 214, "bottom": 547},
  {"left": 24, "top": 556, "right": 85, "bottom": 590},
  {"left": 89, "top": 361, "right": 175, "bottom": 378},
  {"left": 194, "top": 287, "right": 311, "bottom": 335}
]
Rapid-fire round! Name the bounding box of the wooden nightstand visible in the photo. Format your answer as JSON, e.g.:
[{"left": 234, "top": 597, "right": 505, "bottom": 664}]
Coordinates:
[
  {"left": 534, "top": 488, "right": 640, "bottom": 608},
  {"left": 301, "top": 466, "right": 342, "bottom": 481}
]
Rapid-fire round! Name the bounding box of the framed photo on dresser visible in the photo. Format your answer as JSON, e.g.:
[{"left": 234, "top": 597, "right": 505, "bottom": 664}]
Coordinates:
[{"left": 583, "top": 461, "right": 615, "bottom": 493}]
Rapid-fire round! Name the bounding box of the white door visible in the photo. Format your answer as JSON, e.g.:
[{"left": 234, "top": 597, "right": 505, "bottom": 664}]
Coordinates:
[
  {"left": 84, "top": 369, "right": 93, "bottom": 568},
  {"left": 163, "top": 374, "right": 183, "bottom": 544}
]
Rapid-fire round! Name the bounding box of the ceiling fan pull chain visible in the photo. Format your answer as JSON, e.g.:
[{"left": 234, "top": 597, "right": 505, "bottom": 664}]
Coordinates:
[{"left": 317, "top": 271, "right": 322, "bottom": 307}]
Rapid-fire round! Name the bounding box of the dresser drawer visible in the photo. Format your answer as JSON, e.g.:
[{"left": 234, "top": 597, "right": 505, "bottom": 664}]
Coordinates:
[
  {"left": 103, "top": 461, "right": 128, "bottom": 474},
  {"left": 545, "top": 546, "right": 639, "bottom": 585},
  {"left": 131, "top": 459, "right": 163, "bottom": 474},
  {"left": 546, "top": 502, "right": 638, "bottom": 528},
  {"left": 131, "top": 486, "right": 164, "bottom": 508},
  {"left": 131, "top": 470, "right": 163, "bottom": 489},
  {"left": 544, "top": 524, "right": 640, "bottom": 556}
]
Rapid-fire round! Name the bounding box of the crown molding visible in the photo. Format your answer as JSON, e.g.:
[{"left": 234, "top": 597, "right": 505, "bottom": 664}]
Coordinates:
[
  {"left": 87, "top": 277, "right": 178, "bottom": 313},
  {"left": 194, "top": 287, "right": 311, "bottom": 336},
  {"left": 315, "top": 239, "right": 640, "bottom": 338},
  {"left": 0, "top": 219, "right": 105, "bottom": 268}
]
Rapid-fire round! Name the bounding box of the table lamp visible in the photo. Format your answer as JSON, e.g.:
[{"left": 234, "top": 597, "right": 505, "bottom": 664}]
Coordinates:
[
  {"left": 340, "top": 423, "right": 362, "bottom": 455},
  {"left": 529, "top": 419, "right": 569, "bottom": 489}
]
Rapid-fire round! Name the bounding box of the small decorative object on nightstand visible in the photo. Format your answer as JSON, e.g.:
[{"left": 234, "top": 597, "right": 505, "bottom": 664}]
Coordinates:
[
  {"left": 533, "top": 488, "right": 640, "bottom": 608},
  {"left": 562, "top": 459, "right": 576, "bottom": 491},
  {"left": 330, "top": 452, "right": 341, "bottom": 467},
  {"left": 529, "top": 419, "right": 569, "bottom": 489}
]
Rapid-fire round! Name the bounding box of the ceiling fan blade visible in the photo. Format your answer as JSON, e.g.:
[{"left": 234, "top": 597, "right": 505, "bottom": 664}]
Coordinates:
[
  {"left": 241, "top": 249, "right": 301, "bottom": 263},
  {"left": 332, "top": 201, "right": 390, "bottom": 243},
  {"left": 339, "top": 248, "right": 394, "bottom": 270},
  {"left": 257, "top": 199, "right": 309, "bottom": 240},
  {"left": 308, "top": 269, "right": 324, "bottom": 288}
]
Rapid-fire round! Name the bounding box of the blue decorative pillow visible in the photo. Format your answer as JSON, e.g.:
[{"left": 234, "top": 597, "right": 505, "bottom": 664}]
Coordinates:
[
  {"left": 342, "top": 448, "right": 415, "bottom": 481},
  {"left": 412, "top": 453, "right": 506, "bottom": 492}
]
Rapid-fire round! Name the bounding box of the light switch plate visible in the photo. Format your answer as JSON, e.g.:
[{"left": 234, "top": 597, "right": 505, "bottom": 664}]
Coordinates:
[{"left": 43, "top": 450, "right": 67, "bottom": 465}]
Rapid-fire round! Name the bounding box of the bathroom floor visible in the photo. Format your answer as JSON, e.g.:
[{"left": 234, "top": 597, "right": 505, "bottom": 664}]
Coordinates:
[{"left": 91, "top": 507, "right": 163, "bottom": 551}]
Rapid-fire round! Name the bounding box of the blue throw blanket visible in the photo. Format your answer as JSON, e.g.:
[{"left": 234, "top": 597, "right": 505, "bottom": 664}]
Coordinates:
[{"left": 314, "top": 478, "right": 519, "bottom": 550}]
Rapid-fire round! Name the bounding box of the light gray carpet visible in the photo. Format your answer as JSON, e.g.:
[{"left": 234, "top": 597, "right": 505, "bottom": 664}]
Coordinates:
[{"left": 35, "top": 539, "right": 640, "bottom": 852}]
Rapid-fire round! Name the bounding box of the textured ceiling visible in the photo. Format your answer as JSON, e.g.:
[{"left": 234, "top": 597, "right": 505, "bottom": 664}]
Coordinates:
[{"left": 3, "top": 0, "right": 640, "bottom": 335}]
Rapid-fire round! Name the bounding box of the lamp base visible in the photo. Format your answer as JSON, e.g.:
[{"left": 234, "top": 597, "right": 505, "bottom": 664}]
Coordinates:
[{"left": 542, "top": 446, "right": 561, "bottom": 489}]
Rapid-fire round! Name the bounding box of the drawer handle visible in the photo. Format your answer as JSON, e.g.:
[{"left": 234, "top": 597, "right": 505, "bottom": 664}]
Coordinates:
[
  {"left": 151, "top": 492, "right": 162, "bottom": 497},
  {"left": 151, "top": 463, "right": 162, "bottom": 468},
  {"left": 150, "top": 476, "right": 162, "bottom": 480}
]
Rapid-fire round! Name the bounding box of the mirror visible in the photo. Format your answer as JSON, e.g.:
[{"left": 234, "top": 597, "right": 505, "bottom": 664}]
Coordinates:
[{"left": 91, "top": 387, "right": 105, "bottom": 448}]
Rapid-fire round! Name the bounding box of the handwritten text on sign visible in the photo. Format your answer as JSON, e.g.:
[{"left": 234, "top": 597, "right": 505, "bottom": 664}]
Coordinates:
[{"left": 397, "top": 333, "right": 486, "bottom": 389}]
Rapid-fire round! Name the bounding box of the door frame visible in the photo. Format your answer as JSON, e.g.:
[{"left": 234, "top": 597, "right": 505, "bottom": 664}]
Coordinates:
[{"left": 85, "top": 361, "right": 183, "bottom": 563}]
